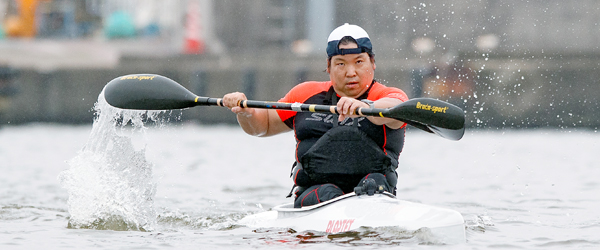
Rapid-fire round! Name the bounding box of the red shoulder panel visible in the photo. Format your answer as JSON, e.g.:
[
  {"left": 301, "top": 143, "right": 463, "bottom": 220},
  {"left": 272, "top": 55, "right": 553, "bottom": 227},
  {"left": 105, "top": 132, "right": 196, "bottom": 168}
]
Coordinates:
[
  {"left": 277, "top": 81, "right": 332, "bottom": 121},
  {"left": 367, "top": 82, "right": 409, "bottom": 102}
]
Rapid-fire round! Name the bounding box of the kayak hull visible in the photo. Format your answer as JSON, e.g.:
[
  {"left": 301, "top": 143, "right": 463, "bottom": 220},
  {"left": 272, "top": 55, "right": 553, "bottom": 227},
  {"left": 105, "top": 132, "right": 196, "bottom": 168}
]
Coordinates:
[{"left": 239, "top": 192, "right": 466, "bottom": 244}]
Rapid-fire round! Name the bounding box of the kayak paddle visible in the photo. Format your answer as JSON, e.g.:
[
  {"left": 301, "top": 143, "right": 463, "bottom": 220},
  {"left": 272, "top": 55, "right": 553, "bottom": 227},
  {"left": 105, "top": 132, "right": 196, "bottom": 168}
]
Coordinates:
[{"left": 104, "top": 74, "right": 465, "bottom": 140}]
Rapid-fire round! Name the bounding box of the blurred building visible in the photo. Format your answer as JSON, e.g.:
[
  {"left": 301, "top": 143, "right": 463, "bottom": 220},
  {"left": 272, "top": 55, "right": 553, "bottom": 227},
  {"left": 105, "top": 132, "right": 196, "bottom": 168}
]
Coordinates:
[
  {"left": 0, "top": 0, "right": 599, "bottom": 128},
  {"left": 1, "top": 0, "right": 599, "bottom": 56}
]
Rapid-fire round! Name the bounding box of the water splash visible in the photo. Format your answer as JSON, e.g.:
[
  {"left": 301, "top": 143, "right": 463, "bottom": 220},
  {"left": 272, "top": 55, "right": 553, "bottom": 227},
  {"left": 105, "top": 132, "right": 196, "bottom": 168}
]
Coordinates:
[
  {"left": 58, "top": 89, "right": 164, "bottom": 231},
  {"left": 465, "top": 214, "right": 495, "bottom": 233}
]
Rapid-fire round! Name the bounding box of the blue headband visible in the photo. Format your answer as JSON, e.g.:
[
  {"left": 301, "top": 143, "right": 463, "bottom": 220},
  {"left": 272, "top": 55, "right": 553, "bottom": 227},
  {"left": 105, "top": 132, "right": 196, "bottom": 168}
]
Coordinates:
[{"left": 326, "top": 37, "right": 372, "bottom": 57}]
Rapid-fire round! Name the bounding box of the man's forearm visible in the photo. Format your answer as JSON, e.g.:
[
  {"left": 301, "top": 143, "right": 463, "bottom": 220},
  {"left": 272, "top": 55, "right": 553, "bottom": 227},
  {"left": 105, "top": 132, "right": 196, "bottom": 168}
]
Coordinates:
[{"left": 236, "top": 108, "right": 270, "bottom": 136}]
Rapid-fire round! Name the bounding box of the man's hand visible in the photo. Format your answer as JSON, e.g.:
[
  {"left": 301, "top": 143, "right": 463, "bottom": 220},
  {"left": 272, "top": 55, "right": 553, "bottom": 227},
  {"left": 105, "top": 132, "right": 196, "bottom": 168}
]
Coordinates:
[
  {"left": 337, "top": 97, "right": 405, "bottom": 129},
  {"left": 336, "top": 96, "right": 370, "bottom": 122},
  {"left": 223, "top": 92, "right": 253, "bottom": 117},
  {"left": 221, "top": 92, "right": 291, "bottom": 137}
]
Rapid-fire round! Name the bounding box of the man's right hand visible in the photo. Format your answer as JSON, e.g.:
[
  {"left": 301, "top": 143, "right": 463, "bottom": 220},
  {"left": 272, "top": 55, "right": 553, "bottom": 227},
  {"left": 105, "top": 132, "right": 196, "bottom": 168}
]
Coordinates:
[
  {"left": 223, "top": 92, "right": 253, "bottom": 117},
  {"left": 222, "top": 92, "right": 292, "bottom": 137}
]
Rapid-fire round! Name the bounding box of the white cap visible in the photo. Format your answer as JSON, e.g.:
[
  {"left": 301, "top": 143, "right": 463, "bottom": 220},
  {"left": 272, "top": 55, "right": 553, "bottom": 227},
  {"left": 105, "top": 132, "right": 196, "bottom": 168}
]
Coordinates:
[{"left": 326, "top": 23, "right": 372, "bottom": 57}]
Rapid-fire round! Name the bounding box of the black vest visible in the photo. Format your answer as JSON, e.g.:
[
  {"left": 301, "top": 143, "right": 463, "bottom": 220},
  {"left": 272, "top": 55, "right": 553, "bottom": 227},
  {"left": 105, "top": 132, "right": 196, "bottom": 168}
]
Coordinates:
[{"left": 293, "top": 86, "right": 404, "bottom": 192}]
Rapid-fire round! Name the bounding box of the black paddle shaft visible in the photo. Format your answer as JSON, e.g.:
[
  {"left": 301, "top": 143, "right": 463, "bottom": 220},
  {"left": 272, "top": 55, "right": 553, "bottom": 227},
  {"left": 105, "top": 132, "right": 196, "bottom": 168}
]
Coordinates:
[{"left": 103, "top": 74, "right": 465, "bottom": 140}]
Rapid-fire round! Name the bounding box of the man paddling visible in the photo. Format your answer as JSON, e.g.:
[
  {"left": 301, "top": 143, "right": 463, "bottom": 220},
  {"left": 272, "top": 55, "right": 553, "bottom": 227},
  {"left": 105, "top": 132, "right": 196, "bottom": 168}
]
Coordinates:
[{"left": 222, "top": 23, "right": 409, "bottom": 208}]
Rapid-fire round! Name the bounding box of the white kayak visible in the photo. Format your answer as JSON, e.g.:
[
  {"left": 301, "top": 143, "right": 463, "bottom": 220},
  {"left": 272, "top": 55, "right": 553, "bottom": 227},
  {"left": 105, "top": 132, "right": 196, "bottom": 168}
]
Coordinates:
[{"left": 238, "top": 192, "right": 466, "bottom": 244}]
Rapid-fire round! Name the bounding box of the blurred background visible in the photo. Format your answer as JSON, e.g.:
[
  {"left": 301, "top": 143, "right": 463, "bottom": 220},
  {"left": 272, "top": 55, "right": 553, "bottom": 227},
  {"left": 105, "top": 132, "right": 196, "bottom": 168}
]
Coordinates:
[{"left": 0, "top": 0, "right": 598, "bottom": 128}]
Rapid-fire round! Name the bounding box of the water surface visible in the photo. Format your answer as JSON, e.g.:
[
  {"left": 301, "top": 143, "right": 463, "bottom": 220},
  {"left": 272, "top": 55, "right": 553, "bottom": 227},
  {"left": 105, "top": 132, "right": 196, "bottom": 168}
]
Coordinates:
[{"left": 1, "top": 118, "right": 599, "bottom": 248}]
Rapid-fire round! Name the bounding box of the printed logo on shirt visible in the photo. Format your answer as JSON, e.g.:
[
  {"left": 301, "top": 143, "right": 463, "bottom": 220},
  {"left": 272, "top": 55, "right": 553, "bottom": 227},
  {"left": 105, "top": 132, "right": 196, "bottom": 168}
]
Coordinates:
[{"left": 305, "top": 113, "right": 364, "bottom": 126}]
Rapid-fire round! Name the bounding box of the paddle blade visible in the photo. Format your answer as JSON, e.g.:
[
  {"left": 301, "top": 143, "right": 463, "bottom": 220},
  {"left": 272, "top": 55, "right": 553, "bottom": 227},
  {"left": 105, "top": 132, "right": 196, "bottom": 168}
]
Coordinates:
[
  {"left": 388, "top": 98, "right": 466, "bottom": 140},
  {"left": 104, "top": 74, "right": 198, "bottom": 110}
]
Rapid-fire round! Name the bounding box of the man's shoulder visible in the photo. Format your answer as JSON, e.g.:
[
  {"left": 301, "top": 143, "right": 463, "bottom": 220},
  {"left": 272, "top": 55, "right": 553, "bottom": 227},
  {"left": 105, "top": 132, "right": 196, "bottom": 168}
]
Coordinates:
[
  {"left": 369, "top": 82, "right": 409, "bottom": 101},
  {"left": 277, "top": 81, "right": 331, "bottom": 125},
  {"left": 292, "top": 81, "right": 332, "bottom": 92},
  {"left": 286, "top": 81, "right": 332, "bottom": 102}
]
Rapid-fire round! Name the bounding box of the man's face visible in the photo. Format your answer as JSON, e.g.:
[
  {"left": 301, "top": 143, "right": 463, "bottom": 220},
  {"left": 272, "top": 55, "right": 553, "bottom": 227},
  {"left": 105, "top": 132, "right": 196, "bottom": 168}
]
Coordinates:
[{"left": 327, "top": 42, "right": 376, "bottom": 98}]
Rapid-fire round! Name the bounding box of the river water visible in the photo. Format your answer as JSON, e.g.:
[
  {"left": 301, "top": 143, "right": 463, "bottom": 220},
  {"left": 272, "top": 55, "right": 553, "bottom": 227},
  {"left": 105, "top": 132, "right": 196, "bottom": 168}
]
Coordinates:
[{"left": 1, "top": 97, "right": 599, "bottom": 249}]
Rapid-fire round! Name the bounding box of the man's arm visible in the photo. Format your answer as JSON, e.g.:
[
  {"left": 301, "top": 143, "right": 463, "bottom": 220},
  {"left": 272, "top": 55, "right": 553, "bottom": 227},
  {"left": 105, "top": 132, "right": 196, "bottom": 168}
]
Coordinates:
[
  {"left": 223, "top": 92, "right": 292, "bottom": 137},
  {"left": 337, "top": 97, "right": 405, "bottom": 129},
  {"left": 368, "top": 97, "right": 405, "bottom": 129}
]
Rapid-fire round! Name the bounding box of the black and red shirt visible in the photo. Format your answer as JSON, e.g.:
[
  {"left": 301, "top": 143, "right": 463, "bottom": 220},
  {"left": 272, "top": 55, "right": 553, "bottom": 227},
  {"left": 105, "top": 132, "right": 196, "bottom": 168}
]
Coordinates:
[{"left": 276, "top": 81, "right": 409, "bottom": 163}]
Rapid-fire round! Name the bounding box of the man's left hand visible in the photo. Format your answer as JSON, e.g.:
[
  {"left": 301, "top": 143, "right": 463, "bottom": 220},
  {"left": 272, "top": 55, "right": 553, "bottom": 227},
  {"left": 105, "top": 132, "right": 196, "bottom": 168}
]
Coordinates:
[{"left": 337, "top": 97, "right": 369, "bottom": 122}]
